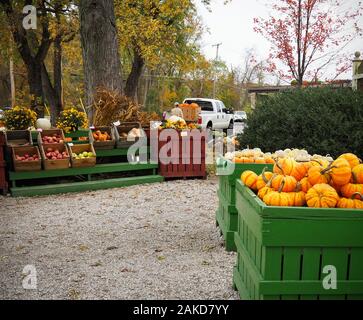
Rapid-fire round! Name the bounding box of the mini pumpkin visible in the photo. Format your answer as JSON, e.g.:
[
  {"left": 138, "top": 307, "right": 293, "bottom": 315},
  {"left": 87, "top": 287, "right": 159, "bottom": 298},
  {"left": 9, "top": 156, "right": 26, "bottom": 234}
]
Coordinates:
[
  {"left": 307, "top": 166, "right": 331, "bottom": 186},
  {"left": 290, "top": 162, "right": 308, "bottom": 181},
  {"left": 256, "top": 168, "right": 274, "bottom": 190},
  {"left": 338, "top": 153, "right": 362, "bottom": 169},
  {"left": 337, "top": 193, "right": 363, "bottom": 209},
  {"left": 241, "top": 170, "right": 258, "bottom": 191},
  {"left": 328, "top": 158, "right": 352, "bottom": 186},
  {"left": 263, "top": 189, "right": 291, "bottom": 207},
  {"left": 352, "top": 164, "right": 363, "bottom": 184},
  {"left": 271, "top": 174, "right": 298, "bottom": 192},
  {"left": 273, "top": 157, "right": 296, "bottom": 176},
  {"left": 288, "top": 191, "right": 306, "bottom": 207},
  {"left": 258, "top": 185, "right": 274, "bottom": 200},
  {"left": 306, "top": 183, "right": 339, "bottom": 208},
  {"left": 300, "top": 177, "right": 312, "bottom": 193},
  {"left": 341, "top": 183, "right": 363, "bottom": 199}
]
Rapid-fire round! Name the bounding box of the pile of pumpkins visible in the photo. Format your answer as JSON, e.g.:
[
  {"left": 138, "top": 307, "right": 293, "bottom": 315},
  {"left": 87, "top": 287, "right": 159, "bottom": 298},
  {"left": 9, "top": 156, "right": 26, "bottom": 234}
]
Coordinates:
[
  {"left": 225, "top": 148, "right": 275, "bottom": 164},
  {"left": 241, "top": 153, "right": 363, "bottom": 209}
]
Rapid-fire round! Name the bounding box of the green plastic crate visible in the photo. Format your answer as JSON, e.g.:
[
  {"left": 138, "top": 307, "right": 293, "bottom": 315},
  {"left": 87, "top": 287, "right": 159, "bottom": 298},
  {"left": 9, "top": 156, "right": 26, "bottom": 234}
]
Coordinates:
[
  {"left": 233, "top": 179, "right": 363, "bottom": 300},
  {"left": 216, "top": 158, "right": 273, "bottom": 251}
]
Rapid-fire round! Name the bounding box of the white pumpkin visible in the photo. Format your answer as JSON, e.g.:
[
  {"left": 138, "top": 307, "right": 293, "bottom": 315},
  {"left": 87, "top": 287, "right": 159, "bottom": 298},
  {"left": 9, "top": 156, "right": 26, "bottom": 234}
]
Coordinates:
[{"left": 36, "top": 118, "right": 51, "bottom": 130}]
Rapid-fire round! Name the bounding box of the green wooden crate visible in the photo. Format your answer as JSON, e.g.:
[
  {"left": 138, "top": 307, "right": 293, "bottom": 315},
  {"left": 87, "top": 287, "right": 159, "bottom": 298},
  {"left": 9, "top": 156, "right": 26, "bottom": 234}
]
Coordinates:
[
  {"left": 233, "top": 179, "right": 363, "bottom": 300},
  {"left": 216, "top": 158, "right": 273, "bottom": 252}
]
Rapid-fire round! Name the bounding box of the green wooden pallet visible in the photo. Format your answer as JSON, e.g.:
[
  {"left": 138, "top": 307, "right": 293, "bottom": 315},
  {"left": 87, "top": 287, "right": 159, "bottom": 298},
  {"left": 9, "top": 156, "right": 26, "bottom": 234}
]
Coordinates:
[
  {"left": 11, "top": 175, "right": 164, "bottom": 197},
  {"left": 233, "top": 179, "right": 363, "bottom": 300},
  {"left": 216, "top": 158, "right": 273, "bottom": 252}
]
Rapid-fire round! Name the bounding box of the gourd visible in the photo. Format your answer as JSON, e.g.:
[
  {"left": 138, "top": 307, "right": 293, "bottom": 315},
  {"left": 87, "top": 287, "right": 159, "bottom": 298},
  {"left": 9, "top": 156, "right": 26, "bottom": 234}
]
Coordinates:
[
  {"left": 307, "top": 165, "right": 331, "bottom": 186},
  {"left": 337, "top": 193, "right": 363, "bottom": 209},
  {"left": 256, "top": 168, "right": 274, "bottom": 190},
  {"left": 352, "top": 164, "right": 363, "bottom": 184},
  {"left": 271, "top": 174, "right": 298, "bottom": 192},
  {"left": 273, "top": 157, "right": 296, "bottom": 176},
  {"left": 299, "top": 177, "right": 312, "bottom": 193},
  {"left": 306, "top": 184, "right": 339, "bottom": 208},
  {"left": 341, "top": 183, "right": 363, "bottom": 199},
  {"left": 289, "top": 162, "right": 308, "bottom": 181},
  {"left": 338, "top": 153, "right": 361, "bottom": 169},
  {"left": 263, "top": 181, "right": 291, "bottom": 207},
  {"left": 241, "top": 170, "right": 258, "bottom": 191},
  {"left": 328, "top": 158, "right": 352, "bottom": 186}
]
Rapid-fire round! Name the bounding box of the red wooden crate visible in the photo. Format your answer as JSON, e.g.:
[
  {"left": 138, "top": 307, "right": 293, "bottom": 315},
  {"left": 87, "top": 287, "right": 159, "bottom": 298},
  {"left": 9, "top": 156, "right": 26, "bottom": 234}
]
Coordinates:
[{"left": 157, "top": 129, "right": 206, "bottom": 179}]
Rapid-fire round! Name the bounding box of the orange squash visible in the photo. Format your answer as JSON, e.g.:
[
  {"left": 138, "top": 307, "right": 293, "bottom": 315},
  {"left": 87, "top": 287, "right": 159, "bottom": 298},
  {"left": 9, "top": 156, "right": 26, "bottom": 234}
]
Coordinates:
[
  {"left": 271, "top": 174, "right": 298, "bottom": 192},
  {"left": 328, "top": 158, "right": 352, "bottom": 186},
  {"left": 256, "top": 168, "right": 274, "bottom": 190},
  {"left": 307, "top": 166, "right": 331, "bottom": 186},
  {"left": 287, "top": 190, "right": 306, "bottom": 207},
  {"left": 341, "top": 183, "right": 363, "bottom": 199},
  {"left": 300, "top": 177, "right": 312, "bottom": 193},
  {"left": 273, "top": 157, "right": 296, "bottom": 176},
  {"left": 306, "top": 184, "right": 339, "bottom": 208},
  {"left": 338, "top": 153, "right": 362, "bottom": 169},
  {"left": 337, "top": 193, "right": 363, "bottom": 209},
  {"left": 352, "top": 164, "right": 363, "bottom": 184},
  {"left": 241, "top": 170, "right": 258, "bottom": 191},
  {"left": 290, "top": 162, "right": 308, "bottom": 181},
  {"left": 263, "top": 185, "right": 291, "bottom": 206},
  {"left": 258, "top": 185, "right": 274, "bottom": 200}
]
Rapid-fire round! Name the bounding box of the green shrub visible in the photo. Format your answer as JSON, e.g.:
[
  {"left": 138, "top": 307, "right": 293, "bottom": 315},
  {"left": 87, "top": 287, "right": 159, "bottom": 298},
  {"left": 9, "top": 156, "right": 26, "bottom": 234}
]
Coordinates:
[{"left": 237, "top": 88, "right": 363, "bottom": 158}]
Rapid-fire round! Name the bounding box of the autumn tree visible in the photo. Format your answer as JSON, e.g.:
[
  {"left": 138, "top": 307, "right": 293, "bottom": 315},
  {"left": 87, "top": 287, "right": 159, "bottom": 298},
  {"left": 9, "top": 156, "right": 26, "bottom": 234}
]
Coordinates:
[
  {"left": 79, "top": 0, "right": 124, "bottom": 117},
  {"left": 1, "top": 0, "right": 78, "bottom": 121},
  {"left": 254, "top": 0, "right": 363, "bottom": 85},
  {"left": 115, "top": 0, "right": 203, "bottom": 100}
]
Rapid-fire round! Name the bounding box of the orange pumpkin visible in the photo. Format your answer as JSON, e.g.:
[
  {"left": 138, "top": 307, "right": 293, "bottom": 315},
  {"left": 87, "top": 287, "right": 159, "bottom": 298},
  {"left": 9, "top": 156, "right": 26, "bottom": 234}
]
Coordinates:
[
  {"left": 273, "top": 157, "right": 296, "bottom": 176},
  {"left": 263, "top": 188, "right": 291, "bottom": 207},
  {"left": 290, "top": 162, "right": 308, "bottom": 181},
  {"left": 254, "top": 157, "right": 266, "bottom": 164},
  {"left": 309, "top": 158, "right": 330, "bottom": 169},
  {"left": 287, "top": 191, "right": 306, "bottom": 207},
  {"left": 328, "top": 158, "right": 352, "bottom": 186},
  {"left": 241, "top": 170, "right": 258, "bottom": 191},
  {"left": 264, "top": 157, "right": 275, "bottom": 164},
  {"left": 341, "top": 183, "right": 363, "bottom": 199},
  {"left": 233, "top": 157, "right": 244, "bottom": 163},
  {"left": 258, "top": 185, "right": 274, "bottom": 200},
  {"left": 337, "top": 193, "right": 363, "bottom": 209},
  {"left": 307, "top": 166, "right": 331, "bottom": 186},
  {"left": 300, "top": 177, "right": 312, "bottom": 193},
  {"left": 306, "top": 183, "right": 340, "bottom": 208},
  {"left": 256, "top": 168, "right": 274, "bottom": 190},
  {"left": 271, "top": 174, "right": 298, "bottom": 192},
  {"left": 338, "top": 153, "right": 362, "bottom": 169},
  {"left": 352, "top": 164, "right": 363, "bottom": 184}
]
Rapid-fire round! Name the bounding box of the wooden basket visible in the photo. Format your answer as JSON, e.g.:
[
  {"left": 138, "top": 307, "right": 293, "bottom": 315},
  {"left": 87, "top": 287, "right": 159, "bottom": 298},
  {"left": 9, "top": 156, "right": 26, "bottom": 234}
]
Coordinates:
[
  {"left": 40, "top": 143, "right": 70, "bottom": 170},
  {"left": 68, "top": 143, "right": 96, "bottom": 168},
  {"left": 114, "top": 122, "right": 144, "bottom": 148},
  {"left": 12, "top": 146, "right": 41, "bottom": 172},
  {"left": 5, "top": 130, "right": 32, "bottom": 147},
  {"left": 89, "top": 126, "right": 115, "bottom": 150},
  {"left": 37, "top": 129, "right": 65, "bottom": 146},
  {"left": 179, "top": 104, "right": 201, "bottom": 122}
]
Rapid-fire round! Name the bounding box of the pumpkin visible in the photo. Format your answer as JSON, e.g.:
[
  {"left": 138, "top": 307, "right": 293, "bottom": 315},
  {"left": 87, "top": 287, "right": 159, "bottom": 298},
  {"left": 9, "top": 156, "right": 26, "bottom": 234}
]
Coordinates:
[
  {"left": 352, "top": 164, "right": 363, "bottom": 184},
  {"left": 307, "top": 166, "right": 331, "bottom": 186},
  {"left": 328, "top": 158, "right": 352, "bottom": 186},
  {"left": 263, "top": 189, "right": 291, "bottom": 207},
  {"left": 273, "top": 157, "right": 296, "bottom": 176},
  {"left": 288, "top": 191, "right": 306, "bottom": 207},
  {"left": 341, "top": 183, "right": 363, "bottom": 199},
  {"left": 300, "top": 177, "right": 312, "bottom": 193},
  {"left": 233, "top": 157, "right": 244, "bottom": 163},
  {"left": 264, "top": 156, "right": 275, "bottom": 164},
  {"left": 254, "top": 157, "right": 266, "bottom": 164},
  {"left": 290, "top": 162, "right": 308, "bottom": 181},
  {"left": 309, "top": 158, "right": 330, "bottom": 169},
  {"left": 256, "top": 168, "right": 274, "bottom": 190},
  {"left": 270, "top": 174, "right": 297, "bottom": 192},
  {"left": 338, "top": 153, "right": 362, "bottom": 169},
  {"left": 258, "top": 185, "right": 274, "bottom": 200},
  {"left": 306, "top": 183, "right": 340, "bottom": 208},
  {"left": 337, "top": 193, "right": 363, "bottom": 209},
  {"left": 329, "top": 180, "right": 342, "bottom": 194},
  {"left": 241, "top": 170, "right": 258, "bottom": 191}
]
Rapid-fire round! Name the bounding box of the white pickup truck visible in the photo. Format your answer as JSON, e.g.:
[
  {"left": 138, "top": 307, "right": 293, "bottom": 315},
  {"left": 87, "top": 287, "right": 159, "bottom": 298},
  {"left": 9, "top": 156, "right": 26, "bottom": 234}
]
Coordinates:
[{"left": 183, "top": 98, "right": 234, "bottom": 130}]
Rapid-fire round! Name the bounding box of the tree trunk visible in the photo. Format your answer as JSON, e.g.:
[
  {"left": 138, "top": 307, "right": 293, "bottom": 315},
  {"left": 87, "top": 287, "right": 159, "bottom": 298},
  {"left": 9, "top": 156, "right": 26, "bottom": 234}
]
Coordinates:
[
  {"left": 9, "top": 56, "right": 15, "bottom": 107},
  {"left": 53, "top": 36, "right": 63, "bottom": 123},
  {"left": 26, "top": 61, "right": 45, "bottom": 117},
  {"left": 79, "top": 0, "right": 123, "bottom": 119},
  {"left": 125, "top": 49, "right": 145, "bottom": 100}
]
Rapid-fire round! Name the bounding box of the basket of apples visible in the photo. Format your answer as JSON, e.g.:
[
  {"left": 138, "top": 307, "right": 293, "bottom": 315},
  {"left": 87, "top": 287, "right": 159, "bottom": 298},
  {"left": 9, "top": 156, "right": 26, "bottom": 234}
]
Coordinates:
[
  {"left": 68, "top": 144, "right": 96, "bottom": 168},
  {"left": 38, "top": 129, "right": 65, "bottom": 145},
  {"left": 41, "top": 143, "right": 70, "bottom": 170},
  {"left": 12, "top": 146, "right": 41, "bottom": 172}
]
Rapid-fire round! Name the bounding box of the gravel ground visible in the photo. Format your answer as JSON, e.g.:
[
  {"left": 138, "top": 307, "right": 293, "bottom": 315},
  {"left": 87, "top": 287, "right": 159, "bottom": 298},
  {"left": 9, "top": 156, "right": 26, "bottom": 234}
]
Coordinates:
[{"left": 0, "top": 179, "right": 238, "bottom": 300}]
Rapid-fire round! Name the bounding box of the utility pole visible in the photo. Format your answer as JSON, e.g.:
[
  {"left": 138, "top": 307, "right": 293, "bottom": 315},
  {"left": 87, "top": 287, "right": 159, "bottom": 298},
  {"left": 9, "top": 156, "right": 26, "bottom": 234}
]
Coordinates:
[{"left": 212, "top": 43, "right": 222, "bottom": 98}]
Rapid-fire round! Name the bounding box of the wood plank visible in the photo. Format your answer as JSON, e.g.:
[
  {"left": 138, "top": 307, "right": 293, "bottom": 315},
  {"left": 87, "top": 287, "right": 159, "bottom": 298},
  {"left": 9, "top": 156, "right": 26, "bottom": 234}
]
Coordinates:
[
  {"left": 10, "top": 175, "right": 164, "bottom": 197},
  {"left": 300, "top": 248, "right": 321, "bottom": 300}
]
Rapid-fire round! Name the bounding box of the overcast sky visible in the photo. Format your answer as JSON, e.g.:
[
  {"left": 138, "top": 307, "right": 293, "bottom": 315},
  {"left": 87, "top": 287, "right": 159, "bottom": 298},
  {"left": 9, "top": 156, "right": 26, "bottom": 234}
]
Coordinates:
[{"left": 196, "top": 0, "right": 363, "bottom": 78}]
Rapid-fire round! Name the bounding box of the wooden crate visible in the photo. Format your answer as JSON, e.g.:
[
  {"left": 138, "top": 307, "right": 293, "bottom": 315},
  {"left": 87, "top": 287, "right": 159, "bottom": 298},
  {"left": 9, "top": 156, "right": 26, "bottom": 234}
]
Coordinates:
[
  {"left": 89, "top": 126, "right": 115, "bottom": 150},
  {"left": 158, "top": 129, "right": 206, "bottom": 179},
  {"left": 37, "top": 129, "right": 65, "bottom": 146},
  {"left": 233, "top": 180, "right": 363, "bottom": 300},
  {"left": 69, "top": 143, "right": 96, "bottom": 168},
  {"left": 40, "top": 143, "right": 70, "bottom": 170},
  {"left": 5, "top": 130, "right": 32, "bottom": 147},
  {"left": 12, "top": 146, "right": 41, "bottom": 172},
  {"left": 179, "top": 104, "right": 201, "bottom": 122},
  {"left": 114, "top": 122, "right": 143, "bottom": 148}
]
